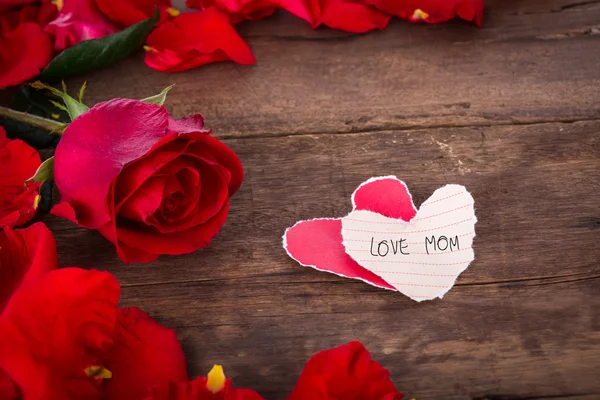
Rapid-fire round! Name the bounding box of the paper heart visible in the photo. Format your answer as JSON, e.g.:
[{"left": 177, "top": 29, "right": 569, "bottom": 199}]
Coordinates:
[{"left": 283, "top": 176, "right": 477, "bottom": 302}]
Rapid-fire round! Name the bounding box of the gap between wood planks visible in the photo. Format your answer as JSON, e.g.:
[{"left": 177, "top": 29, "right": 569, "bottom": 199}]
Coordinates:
[
  {"left": 118, "top": 271, "right": 600, "bottom": 289},
  {"left": 211, "top": 117, "right": 600, "bottom": 141}
]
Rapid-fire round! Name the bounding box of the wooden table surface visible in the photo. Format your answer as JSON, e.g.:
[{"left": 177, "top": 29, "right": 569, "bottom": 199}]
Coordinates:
[{"left": 43, "top": 1, "right": 600, "bottom": 399}]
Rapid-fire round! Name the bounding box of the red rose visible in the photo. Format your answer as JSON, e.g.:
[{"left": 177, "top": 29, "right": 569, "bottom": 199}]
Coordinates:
[
  {"left": 52, "top": 98, "right": 244, "bottom": 263},
  {"left": 367, "top": 0, "right": 483, "bottom": 26},
  {"left": 45, "top": 0, "right": 119, "bottom": 51},
  {"left": 0, "top": 4, "right": 55, "bottom": 88},
  {"left": 94, "top": 0, "right": 178, "bottom": 27},
  {"left": 144, "top": 7, "right": 255, "bottom": 72},
  {"left": 146, "top": 365, "right": 265, "bottom": 400},
  {"left": 287, "top": 341, "right": 403, "bottom": 400},
  {"left": 0, "top": 127, "right": 42, "bottom": 229},
  {"left": 0, "top": 268, "right": 120, "bottom": 399},
  {"left": 317, "top": 0, "right": 390, "bottom": 33},
  {"left": 0, "top": 223, "right": 58, "bottom": 313},
  {"left": 103, "top": 307, "right": 189, "bottom": 400}
]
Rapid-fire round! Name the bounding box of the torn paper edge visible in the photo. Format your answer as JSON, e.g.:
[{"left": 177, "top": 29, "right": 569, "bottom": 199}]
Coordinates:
[
  {"left": 350, "top": 175, "right": 418, "bottom": 217},
  {"left": 282, "top": 218, "right": 395, "bottom": 291}
]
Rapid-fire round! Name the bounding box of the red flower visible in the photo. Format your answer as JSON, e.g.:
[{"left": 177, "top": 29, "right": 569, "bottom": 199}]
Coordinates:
[
  {"left": 0, "top": 223, "right": 58, "bottom": 313},
  {"left": 317, "top": 0, "right": 389, "bottom": 33},
  {"left": 0, "top": 268, "right": 120, "bottom": 400},
  {"left": 0, "top": 127, "right": 42, "bottom": 229},
  {"left": 94, "top": 0, "right": 179, "bottom": 27},
  {"left": 0, "top": 4, "right": 56, "bottom": 88},
  {"left": 146, "top": 365, "right": 265, "bottom": 400},
  {"left": 52, "top": 98, "right": 244, "bottom": 263},
  {"left": 287, "top": 341, "right": 403, "bottom": 400},
  {"left": 144, "top": 7, "right": 255, "bottom": 72},
  {"left": 367, "top": 0, "right": 483, "bottom": 26},
  {"left": 45, "top": 0, "right": 119, "bottom": 51},
  {"left": 186, "top": 0, "right": 276, "bottom": 24},
  {"left": 186, "top": 0, "right": 316, "bottom": 25},
  {"left": 103, "top": 307, "right": 189, "bottom": 400}
]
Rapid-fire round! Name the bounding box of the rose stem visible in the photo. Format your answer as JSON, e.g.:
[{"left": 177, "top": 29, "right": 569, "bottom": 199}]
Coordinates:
[{"left": 0, "top": 106, "right": 65, "bottom": 134}]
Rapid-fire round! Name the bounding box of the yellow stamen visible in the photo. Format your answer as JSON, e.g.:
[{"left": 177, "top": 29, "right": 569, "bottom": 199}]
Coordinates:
[
  {"left": 33, "top": 195, "right": 41, "bottom": 210},
  {"left": 166, "top": 7, "right": 181, "bottom": 17},
  {"left": 51, "top": 0, "right": 64, "bottom": 11},
  {"left": 412, "top": 9, "right": 429, "bottom": 20},
  {"left": 84, "top": 366, "right": 112, "bottom": 380},
  {"left": 51, "top": 113, "right": 60, "bottom": 120},
  {"left": 143, "top": 45, "right": 157, "bottom": 52},
  {"left": 206, "top": 365, "right": 225, "bottom": 394}
]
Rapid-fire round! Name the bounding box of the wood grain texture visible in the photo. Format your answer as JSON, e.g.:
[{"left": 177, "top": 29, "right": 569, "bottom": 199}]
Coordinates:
[
  {"left": 66, "top": 0, "right": 600, "bottom": 139},
  {"left": 44, "top": 121, "right": 600, "bottom": 399},
  {"left": 39, "top": 1, "right": 600, "bottom": 399}
]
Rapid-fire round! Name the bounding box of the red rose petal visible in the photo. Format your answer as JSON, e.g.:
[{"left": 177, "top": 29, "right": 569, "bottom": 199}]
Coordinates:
[
  {"left": 0, "top": 127, "right": 42, "bottom": 229},
  {"left": 103, "top": 307, "right": 188, "bottom": 400},
  {"left": 94, "top": 0, "right": 174, "bottom": 27},
  {"left": 144, "top": 7, "right": 256, "bottom": 73},
  {"left": 0, "top": 6, "right": 54, "bottom": 88},
  {"left": 116, "top": 199, "right": 230, "bottom": 257},
  {"left": 319, "top": 0, "right": 390, "bottom": 33},
  {"left": 119, "top": 176, "right": 167, "bottom": 222},
  {"left": 0, "top": 223, "right": 58, "bottom": 313},
  {"left": 0, "top": 268, "right": 120, "bottom": 400},
  {"left": 54, "top": 99, "right": 170, "bottom": 229},
  {"left": 114, "top": 140, "right": 191, "bottom": 210},
  {"left": 45, "top": 0, "right": 119, "bottom": 51},
  {"left": 0, "top": 369, "right": 19, "bottom": 399},
  {"left": 182, "top": 133, "right": 244, "bottom": 195},
  {"left": 287, "top": 341, "right": 403, "bottom": 400},
  {"left": 144, "top": 374, "right": 265, "bottom": 400}
]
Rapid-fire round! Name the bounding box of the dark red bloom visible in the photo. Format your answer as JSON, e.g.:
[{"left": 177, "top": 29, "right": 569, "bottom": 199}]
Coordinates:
[
  {"left": 0, "top": 268, "right": 120, "bottom": 400},
  {"left": 287, "top": 341, "right": 403, "bottom": 400},
  {"left": 367, "top": 0, "right": 483, "bottom": 26},
  {"left": 0, "top": 127, "right": 42, "bottom": 229},
  {"left": 144, "top": 7, "right": 255, "bottom": 72},
  {"left": 94, "top": 0, "right": 178, "bottom": 27},
  {"left": 52, "top": 98, "right": 244, "bottom": 263},
  {"left": 103, "top": 307, "right": 189, "bottom": 400},
  {"left": 45, "top": 0, "right": 119, "bottom": 51},
  {"left": 317, "top": 0, "right": 389, "bottom": 33},
  {"left": 145, "top": 365, "right": 265, "bottom": 400},
  {"left": 0, "top": 4, "right": 56, "bottom": 88},
  {"left": 0, "top": 223, "right": 58, "bottom": 313}
]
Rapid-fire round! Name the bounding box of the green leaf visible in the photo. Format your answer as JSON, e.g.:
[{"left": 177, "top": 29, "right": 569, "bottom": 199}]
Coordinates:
[
  {"left": 31, "top": 81, "right": 89, "bottom": 120},
  {"left": 0, "top": 85, "right": 68, "bottom": 149},
  {"left": 140, "top": 85, "right": 174, "bottom": 106},
  {"left": 78, "top": 81, "right": 87, "bottom": 103},
  {"left": 40, "top": 9, "right": 159, "bottom": 81},
  {"left": 27, "top": 157, "right": 54, "bottom": 183}
]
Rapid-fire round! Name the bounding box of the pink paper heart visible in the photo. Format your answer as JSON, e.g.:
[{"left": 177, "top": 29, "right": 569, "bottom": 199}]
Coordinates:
[{"left": 283, "top": 176, "right": 417, "bottom": 290}]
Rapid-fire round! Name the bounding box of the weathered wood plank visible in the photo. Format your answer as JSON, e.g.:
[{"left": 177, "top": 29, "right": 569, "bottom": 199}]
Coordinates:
[
  {"left": 43, "top": 120, "right": 600, "bottom": 399},
  {"left": 48, "top": 120, "right": 600, "bottom": 285},
  {"left": 66, "top": 0, "right": 600, "bottom": 138}
]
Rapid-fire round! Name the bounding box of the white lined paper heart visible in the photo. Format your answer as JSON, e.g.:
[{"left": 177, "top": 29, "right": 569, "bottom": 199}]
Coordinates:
[{"left": 341, "top": 184, "right": 477, "bottom": 301}]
